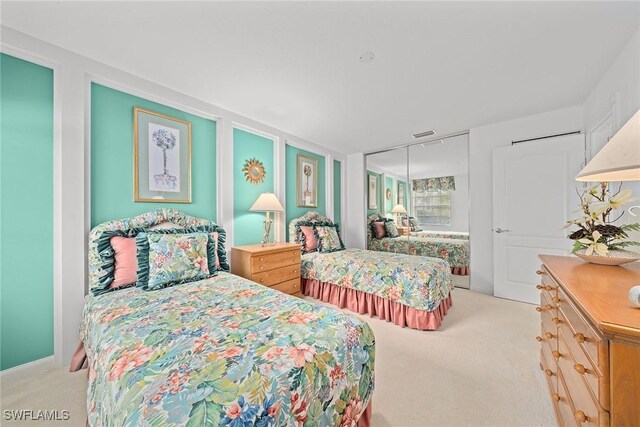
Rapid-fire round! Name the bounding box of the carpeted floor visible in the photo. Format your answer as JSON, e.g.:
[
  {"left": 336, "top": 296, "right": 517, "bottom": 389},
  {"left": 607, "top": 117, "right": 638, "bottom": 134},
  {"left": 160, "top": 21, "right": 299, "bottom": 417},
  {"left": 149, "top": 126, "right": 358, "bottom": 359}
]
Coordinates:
[{"left": 0, "top": 289, "right": 555, "bottom": 427}]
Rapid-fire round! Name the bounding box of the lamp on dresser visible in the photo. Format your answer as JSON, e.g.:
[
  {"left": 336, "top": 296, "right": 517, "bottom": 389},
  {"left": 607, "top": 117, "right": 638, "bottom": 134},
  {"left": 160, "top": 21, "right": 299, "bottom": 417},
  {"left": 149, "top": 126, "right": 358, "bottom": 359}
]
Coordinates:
[
  {"left": 391, "top": 204, "right": 407, "bottom": 226},
  {"left": 249, "top": 192, "right": 284, "bottom": 246}
]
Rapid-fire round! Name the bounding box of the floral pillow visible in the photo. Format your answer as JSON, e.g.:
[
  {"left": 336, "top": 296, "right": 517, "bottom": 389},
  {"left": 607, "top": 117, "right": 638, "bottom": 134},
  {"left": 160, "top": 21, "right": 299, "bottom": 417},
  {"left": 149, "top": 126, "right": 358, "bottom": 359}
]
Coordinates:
[
  {"left": 136, "top": 232, "right": 216, "bottom": 291},
  {"left": 384, "top": 220, "right": 400, "bottom": 238},
  {"left": 313, "top": 224, "right": 346, "bottom": 253},
  {"left": 408, "top": 217, "right": 422, "bottom": 232}
]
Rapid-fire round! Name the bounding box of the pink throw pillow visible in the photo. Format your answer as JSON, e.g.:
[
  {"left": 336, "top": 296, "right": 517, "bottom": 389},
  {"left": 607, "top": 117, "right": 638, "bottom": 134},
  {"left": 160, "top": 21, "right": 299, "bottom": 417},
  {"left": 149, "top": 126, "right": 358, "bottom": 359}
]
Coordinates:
[
  {"left": 109, "top": 236, "right": 138, "bottom": 288},
  {"left": 299, "top": 226, "right": 318, "bottom": 252},
  {"left": 373, "top": 222, "right": 387, "bottom": 239}
]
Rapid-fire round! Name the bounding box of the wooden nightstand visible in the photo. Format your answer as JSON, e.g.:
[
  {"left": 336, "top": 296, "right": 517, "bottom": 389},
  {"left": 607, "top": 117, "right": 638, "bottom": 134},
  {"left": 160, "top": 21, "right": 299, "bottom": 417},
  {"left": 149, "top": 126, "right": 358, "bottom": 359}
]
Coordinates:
[
  {"left": 230, "top": 242, "right": 302, "bottom": 296},
  {"left": 397, "top": 226, "right": 410, "bottom": 237}
]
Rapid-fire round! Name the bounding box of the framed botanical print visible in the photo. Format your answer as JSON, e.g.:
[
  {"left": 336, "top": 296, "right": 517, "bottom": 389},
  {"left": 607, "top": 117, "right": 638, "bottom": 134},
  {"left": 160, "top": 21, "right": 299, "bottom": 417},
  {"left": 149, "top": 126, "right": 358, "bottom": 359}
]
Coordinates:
[
  {"left": 134, "top": 107, "right": 192, "bottom": 203},
  {"left": 368, "top": 173, "right": 378, "bottom": 210},
  {"left": 397, "top": 181, "right": 406, "bottom": 207},
  {"left": 296, "top": 154, "right": 318, "bottom": 207}
]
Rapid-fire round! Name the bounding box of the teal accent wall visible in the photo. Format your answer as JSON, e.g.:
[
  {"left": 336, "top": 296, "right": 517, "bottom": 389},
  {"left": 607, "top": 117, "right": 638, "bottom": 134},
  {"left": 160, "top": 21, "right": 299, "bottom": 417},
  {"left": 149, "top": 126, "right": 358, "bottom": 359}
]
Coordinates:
[
  {"left": 91, "top": 83, "right": 217, "bottom": 226},
  {"left": 366, "top": 171, "right": 383, "bottom": 216},
  {"left": 333, "top": 160, "right": 342, "bottom": 226},
  {"left": 233, "top": 129, "right": 274, "bottom": 246},
  {"left": 285, "top": 145, "right": 325, "bottom": 240},
  {"left": 385, "top": 176, "right": 394, "bottom": 214},
  {"left": 0, "top": 54, "right": 54, "bottom": 370}
]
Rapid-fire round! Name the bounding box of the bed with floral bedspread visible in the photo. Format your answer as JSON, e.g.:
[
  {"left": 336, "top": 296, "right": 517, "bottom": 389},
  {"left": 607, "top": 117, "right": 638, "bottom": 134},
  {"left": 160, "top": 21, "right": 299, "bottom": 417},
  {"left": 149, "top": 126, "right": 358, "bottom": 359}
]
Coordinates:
[
  {"left": 290, "top": 212, "right": 455, "bottom": 330},
  {"left": 74, "top": 209, "right": 375, "bottom": 427},
  {"left": 410, "top": 230, "right": 469, "bottom": 240}
]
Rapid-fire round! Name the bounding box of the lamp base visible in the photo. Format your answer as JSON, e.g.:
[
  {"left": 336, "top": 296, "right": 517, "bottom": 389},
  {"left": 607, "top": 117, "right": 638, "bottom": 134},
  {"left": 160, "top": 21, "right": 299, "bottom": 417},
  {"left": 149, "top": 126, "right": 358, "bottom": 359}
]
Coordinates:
[{"left": 261, "top": 218, "right": 273, "bottom": 247}]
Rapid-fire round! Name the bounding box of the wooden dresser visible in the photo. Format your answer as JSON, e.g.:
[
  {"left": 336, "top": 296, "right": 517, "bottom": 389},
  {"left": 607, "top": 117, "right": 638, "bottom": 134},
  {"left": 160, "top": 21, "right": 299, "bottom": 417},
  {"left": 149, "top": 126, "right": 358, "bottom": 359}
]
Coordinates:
[
  {"left": 231, "top": 243, "right": 302, "bottom": 296},
  {"left": 537, "top": 255, "right": 640, "bottom": 426},
  {"left": 397, "top": 226, "right": 410, "bottom": 237}
]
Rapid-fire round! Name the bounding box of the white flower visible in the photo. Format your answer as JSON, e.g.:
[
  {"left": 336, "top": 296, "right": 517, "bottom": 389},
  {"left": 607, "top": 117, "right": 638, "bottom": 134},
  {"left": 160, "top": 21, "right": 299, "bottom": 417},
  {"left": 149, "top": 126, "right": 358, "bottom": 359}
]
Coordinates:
[
  {"left": 590, "top": 190, "right": 638, "bottom": 215},
  {"left": 578, "top": 231, "right": 609, "bottom": 256}
]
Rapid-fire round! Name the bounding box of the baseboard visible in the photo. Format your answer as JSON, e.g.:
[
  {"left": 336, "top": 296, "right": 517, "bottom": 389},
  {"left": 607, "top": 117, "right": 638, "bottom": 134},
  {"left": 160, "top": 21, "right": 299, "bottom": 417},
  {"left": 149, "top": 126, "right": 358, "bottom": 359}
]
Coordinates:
[{"left": 0, "top": 356, "right": 56, "bottom": 383}]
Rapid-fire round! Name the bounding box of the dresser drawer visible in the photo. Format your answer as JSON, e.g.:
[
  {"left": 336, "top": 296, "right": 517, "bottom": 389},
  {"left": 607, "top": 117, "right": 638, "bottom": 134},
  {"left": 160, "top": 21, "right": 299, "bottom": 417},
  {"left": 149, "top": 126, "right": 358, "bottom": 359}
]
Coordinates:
[
  {"left": 251, "top": 249, "right": 301, "bottom": 273},
  {"left": 557, "top": 368, "right": 579, "bottom": 427},
  {"left": 541, "top": 323, "right": 557, "bottom": 367},
  {"left": 252, "top": 264, "right": 299, "bottom": 287},
  {"left": 537, "top": 266, "right": 559, "bottom": 302},
  {"left": 270, "top": 278, "right": 301, "bottom": 295},
  {"left": 558, "top": 329, "right": 609, "bottom": 420},
  {"left": 556, "top": 287, "right": 606, "bottom": 372}
]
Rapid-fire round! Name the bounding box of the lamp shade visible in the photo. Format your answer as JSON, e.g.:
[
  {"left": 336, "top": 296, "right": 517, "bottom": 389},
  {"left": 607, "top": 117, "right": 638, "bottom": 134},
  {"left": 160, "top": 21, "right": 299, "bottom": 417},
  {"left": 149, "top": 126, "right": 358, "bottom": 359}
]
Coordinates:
[
  {"left": 249, "top": 193, "right": 284, "bottom": 212},
  {"left": 576, "top": 109, "right": 640, "bottom": 182},
  {"left": 391, "top": 204, "right": 407, "bottom": 214}
]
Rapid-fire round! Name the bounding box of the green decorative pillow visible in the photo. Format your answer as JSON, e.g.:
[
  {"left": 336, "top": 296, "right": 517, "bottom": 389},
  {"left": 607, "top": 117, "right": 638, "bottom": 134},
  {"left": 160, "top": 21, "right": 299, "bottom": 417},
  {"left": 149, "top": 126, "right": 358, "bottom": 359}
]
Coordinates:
[
  {"left": 136, "top": 232, "right": 217, "bottom": 290},
  {"left": 313, "top": 224, "right": 346, "bottom": 253},
  {"left": 384, "top": 220, "right": 400, "bottom": 238}
]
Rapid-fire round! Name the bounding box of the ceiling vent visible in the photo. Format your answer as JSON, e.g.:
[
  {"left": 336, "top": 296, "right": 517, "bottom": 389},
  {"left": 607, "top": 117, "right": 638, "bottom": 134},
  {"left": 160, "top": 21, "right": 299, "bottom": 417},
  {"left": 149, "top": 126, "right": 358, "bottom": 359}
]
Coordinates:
[{"left": 412, "top": 130, "right": 436, "bottom": 139}]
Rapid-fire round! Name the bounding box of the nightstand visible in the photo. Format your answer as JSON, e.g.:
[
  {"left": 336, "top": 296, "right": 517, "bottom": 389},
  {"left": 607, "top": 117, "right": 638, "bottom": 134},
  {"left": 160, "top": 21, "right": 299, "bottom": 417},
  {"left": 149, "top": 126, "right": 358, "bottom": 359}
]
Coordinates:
[
  {"left": 397, "top": 226, "right": 410, "bottom": 237},
  {"left": 230, "top": 242, "right": 302, "bottom": 296}
]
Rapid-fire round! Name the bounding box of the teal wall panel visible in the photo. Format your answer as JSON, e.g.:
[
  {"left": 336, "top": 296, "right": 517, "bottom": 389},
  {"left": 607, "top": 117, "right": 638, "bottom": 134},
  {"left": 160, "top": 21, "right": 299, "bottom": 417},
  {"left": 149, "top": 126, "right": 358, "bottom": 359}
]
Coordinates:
[
  {"left": 91, "top": 83, "right": 217, "bottom": 227},
  {"left": 333, "top": 160, "right": 341, "bottom": 226},
  {"left": 366, "top": 170, "right": 383, "bottom": 216},
  {"left": 285, "top": 145, "right": 325, "bottom": 240},
  {"left": 233, "top": 129, "right": 274, "bottom": 246},
  {"left": 385, "top": 176, "right": 394, "bottom": 214},
  {"left": 0, "top": 54, "right": 54, "bottom": 370}
]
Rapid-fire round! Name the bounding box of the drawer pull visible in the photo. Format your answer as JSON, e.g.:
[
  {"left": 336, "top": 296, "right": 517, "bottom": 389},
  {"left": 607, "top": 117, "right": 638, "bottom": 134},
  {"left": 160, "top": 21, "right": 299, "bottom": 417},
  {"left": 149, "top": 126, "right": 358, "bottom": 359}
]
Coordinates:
[
  {"left": 574, "top": 333, "right": 589, "bottom": 343},
  {"left": 545, "top": 304, "right": 553, "bottom": 310},
  {"left": 551, "top": 393, "right": 560, "bottom": 402},
  {"left": 544, "top": 369, "right": 554, "bottom": 377},
  {"left": 260, "top": 266, "right": 264, "bottom": 270},
  {"left": 574, "top": 410, "right": 589, "bottom": 423},
  {"left": 536, "top": 270, "right": 545, "bottom": 275},
  {"left": 260, "top": 257, "right": 264, "bottom": 261},
  {"left": 552, "top": 317, "right": 561, "bottom": 325},
  {"left": 536, "top": 336, "right": 543, "bottom": 342},
  {"left": 294, "top": 270, "right": 298, "bottom": 274},
  {"left": 552, "top": 351, "right": 561, "bottom": 359},
  {"left": 544, "top": 285, "right": 554, "bottom": 291},
  {"left": 552, "top": 297, "right": 560, "bottom": 304},
  {"left": 574, "top": 364, "right": 588, "bottom": 375},
  {"left": 535, "top": 307, "right": 544, "bottom": 312},
  {"left": 545, "top": 332, "right": 554, "bottom": 339},
  {"left": 536, "top": 285, "right": 543, "bottom": 290}
]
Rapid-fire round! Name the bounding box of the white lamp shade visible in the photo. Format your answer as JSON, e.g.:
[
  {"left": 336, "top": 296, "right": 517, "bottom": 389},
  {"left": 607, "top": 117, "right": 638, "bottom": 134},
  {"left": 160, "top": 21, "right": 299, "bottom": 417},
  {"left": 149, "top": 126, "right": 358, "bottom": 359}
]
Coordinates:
[
  {"left": 576, "top": 109, "right": 640, "bottom": 182},
  {"left": 249, "top": 193, "right": 284, "bottom": 212},
  {"left": 391, "top": 204, "right": 407, "bottom": 214}
]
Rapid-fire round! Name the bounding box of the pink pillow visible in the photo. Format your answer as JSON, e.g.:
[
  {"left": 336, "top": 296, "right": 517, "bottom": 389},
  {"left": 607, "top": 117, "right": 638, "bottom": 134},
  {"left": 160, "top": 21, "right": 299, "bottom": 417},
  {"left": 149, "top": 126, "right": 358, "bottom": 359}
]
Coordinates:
[
  {"left": 373, "top": 222, "right": 387, "bottom": 239},
  {"left": 109, "top": 236, "right": 138, "bottom": 288},
  {"left": 299, "top": 226, "right": 318, "bottom": 252}
]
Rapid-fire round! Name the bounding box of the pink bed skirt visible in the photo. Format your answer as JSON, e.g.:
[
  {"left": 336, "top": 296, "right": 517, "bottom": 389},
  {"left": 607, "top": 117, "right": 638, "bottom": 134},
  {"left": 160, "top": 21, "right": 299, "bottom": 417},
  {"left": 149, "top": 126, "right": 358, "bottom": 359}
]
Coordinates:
[
  {"left": 301, "top": 278, "right": 453, "bottom": 330},
  {"left": 452, "top": 266, "right": 469, "bottom": 276},
  {"left": 358, "top": 402, "right": 372, "bottom": 427}
]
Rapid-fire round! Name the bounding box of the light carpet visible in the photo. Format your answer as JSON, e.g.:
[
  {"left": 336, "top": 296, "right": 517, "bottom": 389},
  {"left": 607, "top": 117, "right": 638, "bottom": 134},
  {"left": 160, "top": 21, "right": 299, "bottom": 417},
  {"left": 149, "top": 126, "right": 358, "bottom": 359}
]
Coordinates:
[{"left": 0, "top": 288, "right": 555, "bottom": 427}]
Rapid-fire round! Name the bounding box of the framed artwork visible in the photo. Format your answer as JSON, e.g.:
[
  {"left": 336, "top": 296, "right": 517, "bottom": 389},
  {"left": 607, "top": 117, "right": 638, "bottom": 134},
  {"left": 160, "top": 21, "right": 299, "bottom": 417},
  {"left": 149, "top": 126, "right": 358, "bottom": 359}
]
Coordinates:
[
  {"left": 242, "top": 157, "right": 266, "bottom": 185},
  {"left": 398, "top": 182, "right": 406, "bottom": 207},
  {"left": 296, "top": 154, "right": 318, "bottom": 207},
  {"left": 368, "top": 173, "right": 378, "bottom": 210},
  {"left": 134, "top": 107, "right": 192, "bottom": 203}
]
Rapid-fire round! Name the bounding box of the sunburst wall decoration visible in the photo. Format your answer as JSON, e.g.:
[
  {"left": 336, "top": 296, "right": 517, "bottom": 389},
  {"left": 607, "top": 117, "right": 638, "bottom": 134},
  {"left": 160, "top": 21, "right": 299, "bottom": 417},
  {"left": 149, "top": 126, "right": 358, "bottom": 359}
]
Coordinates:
[{"left": 242, "top": 158, "right": 266, "bottom": 185}]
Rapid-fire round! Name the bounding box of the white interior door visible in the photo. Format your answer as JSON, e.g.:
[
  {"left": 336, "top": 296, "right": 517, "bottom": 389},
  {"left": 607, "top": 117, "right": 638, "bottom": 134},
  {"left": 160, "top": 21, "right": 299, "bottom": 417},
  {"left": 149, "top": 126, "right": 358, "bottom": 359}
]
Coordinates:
[{"left": 493, "top": 134, "right": 584, "bottom": 303}]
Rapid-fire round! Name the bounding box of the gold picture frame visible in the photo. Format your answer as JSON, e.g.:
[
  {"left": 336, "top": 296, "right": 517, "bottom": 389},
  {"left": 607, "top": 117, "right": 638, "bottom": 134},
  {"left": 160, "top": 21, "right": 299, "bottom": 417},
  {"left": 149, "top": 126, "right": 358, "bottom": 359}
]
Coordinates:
[
  {"left": 296, "top": 154, "right": 318, "bottom": 208},
  {"left": 134, "top": 107, "right": 192, "bottom": 203}
]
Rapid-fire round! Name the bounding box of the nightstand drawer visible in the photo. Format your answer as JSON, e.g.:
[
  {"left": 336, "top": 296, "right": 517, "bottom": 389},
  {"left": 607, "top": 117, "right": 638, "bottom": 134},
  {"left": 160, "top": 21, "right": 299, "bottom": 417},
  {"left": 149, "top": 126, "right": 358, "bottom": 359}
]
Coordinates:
[
  {"left": 253, "top": 264, "right": 300, "bottom": 287},
  {"left": 251, "top": 250, "right": 300, "bottom": 273},
  {"left": 270, "top": 278, "right": 301, "bottom": 295}
]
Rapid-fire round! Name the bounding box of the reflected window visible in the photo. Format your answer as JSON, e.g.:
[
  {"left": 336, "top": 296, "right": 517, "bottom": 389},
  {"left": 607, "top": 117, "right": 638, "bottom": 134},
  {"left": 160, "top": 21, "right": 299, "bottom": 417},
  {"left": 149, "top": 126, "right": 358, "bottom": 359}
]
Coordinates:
[{"left": 413, "top": 190, "right": 451, "bottom": 226}]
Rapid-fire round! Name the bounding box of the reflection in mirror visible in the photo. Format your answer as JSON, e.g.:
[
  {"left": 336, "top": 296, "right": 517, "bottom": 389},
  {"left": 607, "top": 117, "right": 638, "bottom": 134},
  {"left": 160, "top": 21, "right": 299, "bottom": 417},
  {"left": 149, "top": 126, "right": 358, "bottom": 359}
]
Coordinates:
[{"left": 364, "top": 133, "right": 470, "bottom": 290}]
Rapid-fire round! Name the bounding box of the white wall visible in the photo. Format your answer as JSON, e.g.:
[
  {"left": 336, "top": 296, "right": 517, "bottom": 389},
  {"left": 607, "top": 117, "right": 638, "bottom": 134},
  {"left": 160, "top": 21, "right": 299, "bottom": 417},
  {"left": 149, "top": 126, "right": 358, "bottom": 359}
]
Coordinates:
[
  {"left": 1, "top": 26, "right": 347, "bottom": 369},
  {"left": 345, "top": 153, "right": 366, "bottom": 249},
  {"left": 468, "top": 106, "right": 584, "bottom": 295}
]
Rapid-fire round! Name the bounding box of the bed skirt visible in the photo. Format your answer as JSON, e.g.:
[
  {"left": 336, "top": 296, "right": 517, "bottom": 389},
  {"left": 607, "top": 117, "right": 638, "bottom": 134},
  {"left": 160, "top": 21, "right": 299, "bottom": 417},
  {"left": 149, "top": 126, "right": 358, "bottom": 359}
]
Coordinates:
[
  {"left": 301, "top": 278, "right": 453, "bottom": 330},
  {"left": 451, "top": 266, "right": 469, "bottom": 276}
]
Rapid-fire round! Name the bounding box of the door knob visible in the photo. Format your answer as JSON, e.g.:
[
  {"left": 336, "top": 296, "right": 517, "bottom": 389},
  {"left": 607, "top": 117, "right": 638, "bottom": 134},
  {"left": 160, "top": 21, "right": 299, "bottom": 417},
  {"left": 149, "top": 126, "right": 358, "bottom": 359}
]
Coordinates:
[{"left": 495, "top": 228, "right": 510, "bottom": 233}]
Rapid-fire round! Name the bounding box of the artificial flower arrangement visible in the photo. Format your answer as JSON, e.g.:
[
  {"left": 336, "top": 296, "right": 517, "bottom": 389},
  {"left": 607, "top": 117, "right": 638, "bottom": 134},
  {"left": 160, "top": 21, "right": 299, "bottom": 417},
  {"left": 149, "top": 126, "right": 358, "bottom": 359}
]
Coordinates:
[{"left": 566, "top": 182, "right": 640, "bottom": 258}]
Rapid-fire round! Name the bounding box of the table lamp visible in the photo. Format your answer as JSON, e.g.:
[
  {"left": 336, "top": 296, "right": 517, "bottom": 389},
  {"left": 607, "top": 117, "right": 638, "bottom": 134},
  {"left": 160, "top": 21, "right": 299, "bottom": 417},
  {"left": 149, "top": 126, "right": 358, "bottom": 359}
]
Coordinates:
[
  {"left": 391, "top": 204, "right": 407, "bottom": 226},
  {"left": 575, "top": 109, "right": 640, "bottom": 306},
  {"left": 250, "top": 192, "right": 284, "bottom": 246}
]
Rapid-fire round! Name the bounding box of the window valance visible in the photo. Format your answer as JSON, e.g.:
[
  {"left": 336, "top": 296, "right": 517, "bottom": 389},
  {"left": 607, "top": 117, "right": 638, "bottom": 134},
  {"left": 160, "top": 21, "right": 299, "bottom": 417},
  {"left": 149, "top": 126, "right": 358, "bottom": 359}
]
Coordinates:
[{"left": 412, "top": 176, "right": 455, "bottom": 192}]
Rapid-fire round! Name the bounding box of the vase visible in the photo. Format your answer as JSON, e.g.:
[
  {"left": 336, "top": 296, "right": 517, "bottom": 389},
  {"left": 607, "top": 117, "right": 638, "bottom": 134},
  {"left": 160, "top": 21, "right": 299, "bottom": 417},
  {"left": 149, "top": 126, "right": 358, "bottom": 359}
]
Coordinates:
[{"left": 573, "top": 249, "right": 640, "bottom": 266}]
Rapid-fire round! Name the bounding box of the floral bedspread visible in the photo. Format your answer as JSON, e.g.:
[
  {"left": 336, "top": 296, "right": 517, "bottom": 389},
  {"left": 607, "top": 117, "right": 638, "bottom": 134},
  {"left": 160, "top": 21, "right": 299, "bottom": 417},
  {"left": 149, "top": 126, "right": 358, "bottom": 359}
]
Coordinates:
[
  {"left": 301, "top": 248, "right": 453, "bottom": 312},
  {"left": 368, "top": 236, "right": 470, "bottom": 269},
  {"left": 80, "top": 272, "right": 375, "bottom": 426},
  {"left": 410, "top": 230, "right": 469, "bottom": 240}
]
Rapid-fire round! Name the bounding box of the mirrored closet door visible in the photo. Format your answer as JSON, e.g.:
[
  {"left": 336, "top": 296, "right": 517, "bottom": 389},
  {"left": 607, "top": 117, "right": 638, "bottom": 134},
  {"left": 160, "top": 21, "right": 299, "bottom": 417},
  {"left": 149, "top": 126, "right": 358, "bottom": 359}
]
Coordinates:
[{"left": 365, "top": 133, "right": 471, "bottom": 289}]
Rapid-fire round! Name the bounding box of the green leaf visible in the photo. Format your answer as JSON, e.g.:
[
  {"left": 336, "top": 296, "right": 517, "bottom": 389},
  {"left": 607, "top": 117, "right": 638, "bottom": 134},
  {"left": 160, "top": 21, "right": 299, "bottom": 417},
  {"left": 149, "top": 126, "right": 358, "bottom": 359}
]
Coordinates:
[
  {"left": 206, "top": 379, "right": 239, "bottom": 404},
  {"left": 144, "top": 329, "right": 169, "bottom": 346},
  {"left": 186, "top": 400, "right": 221, "bottom": 427},
  {"left": 239, "top": 371, "right": 268, "bottom": 403},
  {"left": 190, "top": 359, "right": 227, "bottom": 386}
]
